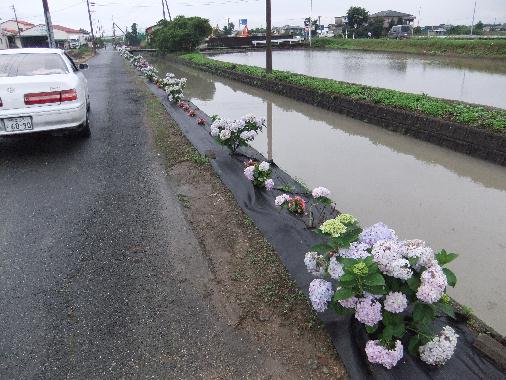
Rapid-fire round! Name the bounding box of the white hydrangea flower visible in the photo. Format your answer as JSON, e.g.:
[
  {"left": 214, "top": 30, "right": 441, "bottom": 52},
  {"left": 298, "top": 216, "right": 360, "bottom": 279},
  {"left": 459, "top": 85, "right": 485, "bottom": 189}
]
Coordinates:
[
  {"left": 258, "top": 161, "right": 270, "bottom": 172},
  {"left": 304, "top": 252, "right": 324, "bottom": 277},
  {"left": 328, "top": 256, "right": 344, "bottom": 280},
  {"left": 275, "top": 194, "right": 291, "bottom": 206},
  {"left": 419, "top": 326, "right": 458, "bottom": 366},
  {"left": 219, "top": 129, "right": 231, "bottom": 141},
  {"left": 312, "top": 186, "right": 331, "bottom": 198},
  {"left": 372, "top": 240, "right": 412, "bottom": 280}
]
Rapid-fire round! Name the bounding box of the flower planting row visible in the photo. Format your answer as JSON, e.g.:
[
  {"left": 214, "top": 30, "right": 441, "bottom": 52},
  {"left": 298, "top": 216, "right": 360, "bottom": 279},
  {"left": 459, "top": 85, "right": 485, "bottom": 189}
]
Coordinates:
[
  {"left": 118, "top": 50, "right": 504, "bottom": 379},
  {"left": 177, "top": 53, "right": 506, "bottom": 167}
]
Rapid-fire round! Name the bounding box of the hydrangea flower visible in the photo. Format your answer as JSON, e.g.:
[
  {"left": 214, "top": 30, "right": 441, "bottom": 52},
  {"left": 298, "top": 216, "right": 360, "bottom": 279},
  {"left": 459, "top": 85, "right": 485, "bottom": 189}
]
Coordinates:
[
  {"left": 304, "top": 252, "right": 324, "bottom": 277},
  {"left": 336, "top": 213, "right": 357, "bottom": 225},
  {"left": 365, "top": 340, "right": 404, "bottom": 369},
  {"left": 328, "top": 256, "right": 344, "bottom": 280},
  {"left": 312, "top": 186, "right": 331, "bottom": 198},
  {"left": 275, "top": 194, "right": 291, "bottom": 206},
  {"left": 372, "top": 240, "right": 412, "bottom": 280},
  {"left": 320, "top": 218, "right": 347, "bottom": 238},
  {"left": 383, "top": 292, "right": 408, "bottom": 313},
  {"left": 355, "top": 296, "right": 382, "bottom": 326},
  {"left": 360, "top": 222, "right": 397, "bottom": 247},
  {"left": 219, "top": 129, "right": 231, "bottom": 141},
  {"left": 243, "top": 166, "right": 254, "bottom": 181},
  {"left": 400, "top": 239, "right": 437, "bottom": 270},
  {"left": 259, "top": 161, "right": 270, "bottom": 172},
  {"left": 416, "top": 264, "right": 447, "bottom": 304},
  {"left": 419, "top": 326, "right": 458, "bottom": 366},
  {"left": 309, "top": 279, "right": 333, "bottom": 313},
  {"left": 339, "top": 241, "right": 371, "bottom": 260},
  {"left": 264, "top": 179, "right": 274, "bottom": 191},
  {"left": 339, "top": 296, "right": 358, "bottom": 309}
]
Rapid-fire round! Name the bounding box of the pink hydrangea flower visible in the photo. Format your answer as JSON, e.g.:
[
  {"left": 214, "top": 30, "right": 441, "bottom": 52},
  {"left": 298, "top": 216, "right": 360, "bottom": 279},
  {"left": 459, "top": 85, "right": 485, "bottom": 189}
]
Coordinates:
[
  {"left": 384, "top": 292, "right": 408, "bottom": 313},
  {"left": 264, "top": 179, "right": 274, "bottom": 191},
  {"left": 365, "top": 340, "right": 404, "bottom": 369}
]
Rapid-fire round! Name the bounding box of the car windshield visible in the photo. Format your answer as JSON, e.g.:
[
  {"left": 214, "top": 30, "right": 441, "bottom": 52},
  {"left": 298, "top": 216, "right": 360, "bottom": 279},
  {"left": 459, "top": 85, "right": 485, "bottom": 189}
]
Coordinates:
[{"left": 0, "top": 53, "right": 69, "bottom": 77}]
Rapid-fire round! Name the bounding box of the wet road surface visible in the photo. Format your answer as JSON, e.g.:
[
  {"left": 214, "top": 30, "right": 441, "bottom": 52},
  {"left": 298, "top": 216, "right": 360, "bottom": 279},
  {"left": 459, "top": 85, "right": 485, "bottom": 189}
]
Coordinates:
[{"left": 0, "top": 50, "right": 272, "bottom": 378}]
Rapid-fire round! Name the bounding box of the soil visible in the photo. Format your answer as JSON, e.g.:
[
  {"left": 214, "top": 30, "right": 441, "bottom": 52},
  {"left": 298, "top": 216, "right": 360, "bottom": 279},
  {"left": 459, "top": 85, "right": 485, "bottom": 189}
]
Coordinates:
[{"left": 139, "top": 84, "right": 348, "bottom": 379}]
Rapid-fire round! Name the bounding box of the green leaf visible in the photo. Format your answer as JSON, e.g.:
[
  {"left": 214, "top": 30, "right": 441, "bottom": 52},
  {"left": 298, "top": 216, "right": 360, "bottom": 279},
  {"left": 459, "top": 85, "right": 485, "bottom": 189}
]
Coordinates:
[
  {"left": 331, "top": 301, "right": 355, "bottom": 316},
  {"left": 408, "top": 335, "right": 421, "bottom": 356},
  {"left": 392, "top": 321, "right": 406, "bottom": 338},
  {"left": 407, "top": 276, "right": 421, "bottom": 292},
  {"left": 364, "top": 273, "right": 386, "bottom": 287},
  {"left": 363, "top": 285, "right": 387, "bottom": 295},
  {"left": 413, "top": 302, "right": 435, "bottom": 324},
  {"left": 383, "top": 311, "right": 402, "bottom": 326},
  {"left": 366, "top": 324, "right": 378, "bottom": 334},
  {"left": 333, "top": 287, "right": 355, "bottom": 301},
  {"left": 340, "top": 258, "right": 358, "bottom": 268},
  {"left": 382, "top": 325, "right": 394, "bottom": 341},
  {"left": 443, "top": 268, "right": 457, "bottom": 287},
  {"left": 436, "top": 301, "right": 456, "bottom": 319},
  {"left": 339, "top": 273, "right": 355, "bottom": 283},
  {"left": 436, "top": 249, "right": 459, "bottom": 266},
  {"left": 309, "top": 243, "right": 333, "bottom": 253}
]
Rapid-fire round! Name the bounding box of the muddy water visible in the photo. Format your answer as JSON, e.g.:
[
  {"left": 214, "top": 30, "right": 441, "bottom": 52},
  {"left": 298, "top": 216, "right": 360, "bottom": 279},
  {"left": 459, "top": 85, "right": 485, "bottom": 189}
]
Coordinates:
[
  {"left": 211, "top": 49, "right": 506, "bottom": 109},
  {"left": 150, "top": 57, "right": 506, "bottom": 335}
]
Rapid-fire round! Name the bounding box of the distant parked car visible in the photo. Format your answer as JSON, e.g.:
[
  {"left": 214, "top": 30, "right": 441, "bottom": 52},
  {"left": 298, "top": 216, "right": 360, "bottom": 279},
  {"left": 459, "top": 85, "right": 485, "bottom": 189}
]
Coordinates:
[
  {"left": 69, "top": 39, "right": 81, "bottom": 49},
  {"left": 0, "top": 48, "right": 90, "bottom": 137},
  {"left": 388, "top": 25, "right": 412, "bottom": 39}
]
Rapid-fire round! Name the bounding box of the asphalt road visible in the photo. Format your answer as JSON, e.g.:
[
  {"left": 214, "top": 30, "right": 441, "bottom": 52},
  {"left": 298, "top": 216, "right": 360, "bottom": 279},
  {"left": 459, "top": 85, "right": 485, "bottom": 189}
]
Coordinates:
[{"left": 0, "top": 50, "right": 268, "bottom": 379}]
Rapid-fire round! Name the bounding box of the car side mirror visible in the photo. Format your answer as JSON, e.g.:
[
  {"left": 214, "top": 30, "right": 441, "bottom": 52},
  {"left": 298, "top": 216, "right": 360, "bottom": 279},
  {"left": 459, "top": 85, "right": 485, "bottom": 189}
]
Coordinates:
[{"left": 79, "top": 63, "right": 89, "bottom": 70}]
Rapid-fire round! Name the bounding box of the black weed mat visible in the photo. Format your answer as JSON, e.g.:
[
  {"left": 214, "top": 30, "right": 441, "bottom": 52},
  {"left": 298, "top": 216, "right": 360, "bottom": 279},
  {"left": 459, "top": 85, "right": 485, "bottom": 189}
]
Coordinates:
[{"left": 142, "top": 76, "right": 504, "bottom": 379}]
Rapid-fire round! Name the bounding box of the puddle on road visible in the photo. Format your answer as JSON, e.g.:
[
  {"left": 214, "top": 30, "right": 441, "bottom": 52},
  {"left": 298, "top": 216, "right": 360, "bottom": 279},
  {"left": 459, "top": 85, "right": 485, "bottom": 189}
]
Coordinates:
[
  {"left": 150, "top": 56, "right": 506, "bottom": 335},
  {"left": 212, "top": 49, "right": 506, "bottom": 109}
]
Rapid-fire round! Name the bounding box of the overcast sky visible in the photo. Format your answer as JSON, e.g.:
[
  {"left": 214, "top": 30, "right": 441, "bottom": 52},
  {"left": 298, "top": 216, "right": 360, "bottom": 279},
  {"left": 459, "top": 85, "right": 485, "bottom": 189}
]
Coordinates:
[{"left": 1, "top": 0, "right": 505, "bottom": 35}]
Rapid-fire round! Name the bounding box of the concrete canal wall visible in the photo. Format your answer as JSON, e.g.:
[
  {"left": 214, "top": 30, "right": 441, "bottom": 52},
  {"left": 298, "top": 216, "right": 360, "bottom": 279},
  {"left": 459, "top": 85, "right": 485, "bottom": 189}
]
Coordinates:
[{"left": 172, "top": 56, "right": 506, "bottom": 166}]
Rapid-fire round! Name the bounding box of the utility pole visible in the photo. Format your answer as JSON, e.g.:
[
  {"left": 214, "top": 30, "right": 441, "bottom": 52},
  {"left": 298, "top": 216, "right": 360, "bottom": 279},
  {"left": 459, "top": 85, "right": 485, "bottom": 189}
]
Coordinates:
[
  {"left": 470, "top": 0, "right": 477, "bottom": 36},
  {"left": 41, "top": 0, "right": 56, "bottom": 48},
  {"left": 112, "top": 17, "right": 116, "bottom": 47},
  {"left": 266, "top": 0, "right": 272, "bottom": 73},
  {"left": 11, "top": 5, "right": 22, "bottom": 47},
  {"left": 309, "top": 0, "right": 312, "bottom": 47},
  {"left": 164, "top": 0, "right": 172, "bottom": 21},
  {"left": 162, "top": 0, "right": 166, "bottom": 20},
  {"left": 86, "top": 0, "right": 96, "bottom": 52}
]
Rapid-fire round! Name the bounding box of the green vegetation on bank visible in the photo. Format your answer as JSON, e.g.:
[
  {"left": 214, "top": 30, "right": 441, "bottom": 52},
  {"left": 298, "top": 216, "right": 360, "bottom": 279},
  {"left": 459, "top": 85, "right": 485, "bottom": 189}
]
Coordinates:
[
  {"left": 179, "top": 53, "right": 506, "bottom": 132},
  {"left": 309, "top": 38, "right": 506, "bottom": 58}
]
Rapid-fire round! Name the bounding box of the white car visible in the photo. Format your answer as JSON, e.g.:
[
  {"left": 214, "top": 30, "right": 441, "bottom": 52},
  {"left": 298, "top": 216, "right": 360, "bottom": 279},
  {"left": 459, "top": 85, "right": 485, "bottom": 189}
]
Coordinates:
[{"left": 0, "top": 48, "right": 90, "bottom": 137}]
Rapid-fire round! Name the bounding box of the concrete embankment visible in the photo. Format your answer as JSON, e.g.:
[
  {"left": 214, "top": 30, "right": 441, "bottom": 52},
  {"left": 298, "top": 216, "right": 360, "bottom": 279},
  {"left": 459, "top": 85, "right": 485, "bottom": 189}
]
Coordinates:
[{"left": 171, "top": 55, "right": 506, "bottom": 166}]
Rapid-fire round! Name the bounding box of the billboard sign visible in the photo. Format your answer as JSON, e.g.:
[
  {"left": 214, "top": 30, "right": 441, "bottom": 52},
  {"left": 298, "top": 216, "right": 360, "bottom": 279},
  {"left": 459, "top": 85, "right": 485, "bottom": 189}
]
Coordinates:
[{"left": 239, "top": 19, "right": 247, "bottom": 27}]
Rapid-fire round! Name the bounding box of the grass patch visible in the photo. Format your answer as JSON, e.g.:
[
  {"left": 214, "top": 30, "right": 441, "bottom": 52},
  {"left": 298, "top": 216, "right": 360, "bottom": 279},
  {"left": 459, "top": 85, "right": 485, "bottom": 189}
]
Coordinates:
[
  {"left": 309, "top": 38, "right": 506, "bottom": 58},
  {"left": 179, "top": 52, "right": 506, "bottom": 132}
]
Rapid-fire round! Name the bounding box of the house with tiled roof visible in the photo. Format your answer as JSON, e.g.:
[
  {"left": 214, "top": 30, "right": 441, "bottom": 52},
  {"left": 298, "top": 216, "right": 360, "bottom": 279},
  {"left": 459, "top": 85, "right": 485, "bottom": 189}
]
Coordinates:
[
  {"left": 369, "top": 10, "right": 415, "bottom": 28},
  {"left": 20, "top": 24, "right": 89, "bottom": 48},
  {"left": 0, "top": 19, "right": 35, "bottom": 47}
]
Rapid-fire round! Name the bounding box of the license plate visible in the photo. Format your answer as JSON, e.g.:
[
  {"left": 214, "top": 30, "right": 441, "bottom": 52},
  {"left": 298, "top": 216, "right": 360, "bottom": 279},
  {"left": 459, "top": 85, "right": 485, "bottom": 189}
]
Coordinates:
[{"left": 3, "top": 117, "right": 33, "bottom": 132}]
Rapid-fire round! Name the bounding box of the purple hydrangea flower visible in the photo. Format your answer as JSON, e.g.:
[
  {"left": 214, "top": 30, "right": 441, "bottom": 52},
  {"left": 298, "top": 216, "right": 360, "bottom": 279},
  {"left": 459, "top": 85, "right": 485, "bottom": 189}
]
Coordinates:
[
  {"left": 359, "top": 222, "right": 397, "bottom": 247},
  {"left": 355, "top": 296, "right": 382, "bottom": 326},
  {"left": 309, "top": 279, "right": 333, "bottom": 313}
]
